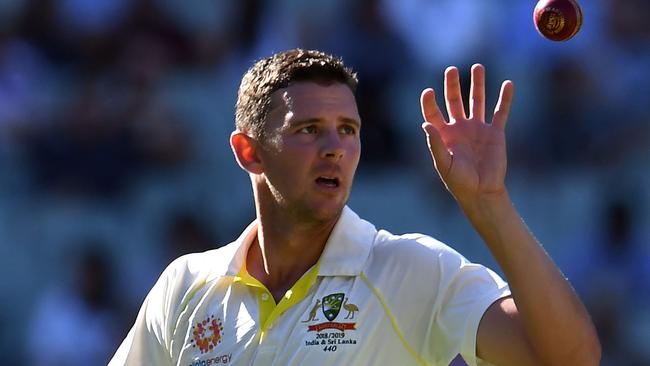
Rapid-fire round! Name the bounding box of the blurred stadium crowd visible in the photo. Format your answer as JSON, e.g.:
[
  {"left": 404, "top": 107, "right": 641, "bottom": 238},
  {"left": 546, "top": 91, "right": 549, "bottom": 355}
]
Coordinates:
[{"left": 0, "top": 0, "right": 649, "bottom": 364}]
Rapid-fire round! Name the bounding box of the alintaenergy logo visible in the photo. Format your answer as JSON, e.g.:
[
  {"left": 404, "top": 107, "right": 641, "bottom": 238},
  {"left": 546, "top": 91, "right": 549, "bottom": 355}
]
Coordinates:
[{"left": 191, "top": 315, "right": 224, "bottom": 354}]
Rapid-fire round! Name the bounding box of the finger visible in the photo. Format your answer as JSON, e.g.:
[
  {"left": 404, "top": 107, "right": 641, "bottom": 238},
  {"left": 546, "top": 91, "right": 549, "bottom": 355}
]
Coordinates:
[
  {"left": 420, "top": 88, "right": 447, "bottom": 129},
  {"left": 469, "top": 64, "right": 486, "bottom": 121},
  {"left": 492, "top": 80, "right": 515, "bottom": 130},
  {"left": 421, "top": 122, "right": 452, "bottom": 178},
  {"left": 444, "top": 66, "right": 466, "bottom": 122}
]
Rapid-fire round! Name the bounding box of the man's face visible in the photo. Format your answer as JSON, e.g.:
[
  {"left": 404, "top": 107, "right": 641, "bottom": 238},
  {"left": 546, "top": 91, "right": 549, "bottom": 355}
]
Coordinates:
[{"left": 256, "top": 81, "right": 361, "bottom": 223}]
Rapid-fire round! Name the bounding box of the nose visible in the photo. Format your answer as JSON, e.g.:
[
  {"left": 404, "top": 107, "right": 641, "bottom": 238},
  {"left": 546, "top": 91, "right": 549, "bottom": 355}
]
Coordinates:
[{"left": 320, "top": 130, "right": 345, "bottom": 161}]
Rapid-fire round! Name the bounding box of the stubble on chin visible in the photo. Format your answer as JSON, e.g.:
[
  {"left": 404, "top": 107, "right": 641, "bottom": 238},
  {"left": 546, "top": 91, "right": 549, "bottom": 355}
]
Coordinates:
[
  {"left": 299, "top": 193, "right": 349, "bottom": 225},
  {"left": 259, "top": 176, "right": 350, "bottom": 226}
]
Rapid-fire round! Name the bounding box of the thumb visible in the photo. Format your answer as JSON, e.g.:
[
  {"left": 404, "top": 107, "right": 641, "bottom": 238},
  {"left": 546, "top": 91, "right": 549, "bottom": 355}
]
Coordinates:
[{"left": 421, "top": 122, "right": 452, "bottom": 178}]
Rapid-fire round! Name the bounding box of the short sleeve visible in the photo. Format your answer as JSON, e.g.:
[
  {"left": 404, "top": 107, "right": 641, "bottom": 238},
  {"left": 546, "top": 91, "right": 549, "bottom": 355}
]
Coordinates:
[
  {"left": 108, "top": 243, "right": 241, "bottom": 365},
  {"left": 428, "top": 244, "right": 510, "bottom": 366},
  {"left": 368, "top": 232, "right": 511, "bottom": 366},
  {"left": 108, "top": 258, "right": 187, "bottom": 366}
]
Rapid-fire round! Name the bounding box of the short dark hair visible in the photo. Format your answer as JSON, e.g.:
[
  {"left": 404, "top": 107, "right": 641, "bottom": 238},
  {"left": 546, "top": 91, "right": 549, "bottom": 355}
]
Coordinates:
[{"left": 235, "top": 48, "right": 358, "bottom": 140}]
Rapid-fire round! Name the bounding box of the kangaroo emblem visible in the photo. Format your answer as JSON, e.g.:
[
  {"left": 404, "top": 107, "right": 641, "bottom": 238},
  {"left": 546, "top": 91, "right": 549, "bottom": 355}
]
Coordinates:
[
  {"left": 302, "top": 299, "right": 321, "bottom": 322},
  {"left": 343, "top": 298, "right": 359, "bottom": 319}
]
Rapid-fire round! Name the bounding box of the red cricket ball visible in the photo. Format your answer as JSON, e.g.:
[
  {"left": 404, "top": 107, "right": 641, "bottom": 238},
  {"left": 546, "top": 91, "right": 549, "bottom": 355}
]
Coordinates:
[{"left": 533, "top": 0, "right": 583, "bottom": 41}]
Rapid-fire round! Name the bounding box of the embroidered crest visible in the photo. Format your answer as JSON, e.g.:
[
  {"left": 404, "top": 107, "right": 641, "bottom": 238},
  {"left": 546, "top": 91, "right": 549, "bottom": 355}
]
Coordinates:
[
  {"left": 303, "top": 293, "right": 360, "bottom": 352},
  {"left": 321, "top": 293, "right": 345, "bottom": 321}
]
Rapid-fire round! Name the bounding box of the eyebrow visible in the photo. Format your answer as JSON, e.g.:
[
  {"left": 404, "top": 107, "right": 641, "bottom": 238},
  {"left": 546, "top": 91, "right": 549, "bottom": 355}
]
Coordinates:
[{"left": 289, "top": 116, "right": 361, "bottom": 128}]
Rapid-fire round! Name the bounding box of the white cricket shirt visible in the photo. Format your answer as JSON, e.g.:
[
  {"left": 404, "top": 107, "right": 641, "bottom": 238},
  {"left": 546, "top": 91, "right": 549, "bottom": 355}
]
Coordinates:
[{"left": 110, "top": 206, "right": 510, "bottom": 366}]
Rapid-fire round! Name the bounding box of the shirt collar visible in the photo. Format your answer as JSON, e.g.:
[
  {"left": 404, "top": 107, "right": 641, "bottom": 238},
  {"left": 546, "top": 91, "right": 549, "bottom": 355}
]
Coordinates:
[
  {"left": 208, "top": 206, "right": 376, "bottom": 280},
  {"left": 225, "top": 220, "right": 258, "bottom": 276},
  {"left": 318, "top": 206, "right": 376, "bottom": 276}
]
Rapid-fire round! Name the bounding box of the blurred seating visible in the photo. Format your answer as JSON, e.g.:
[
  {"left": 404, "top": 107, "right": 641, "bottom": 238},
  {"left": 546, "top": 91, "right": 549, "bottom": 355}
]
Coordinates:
[{"left": 0, "top": 0, "right": 647, "bottom": 364}]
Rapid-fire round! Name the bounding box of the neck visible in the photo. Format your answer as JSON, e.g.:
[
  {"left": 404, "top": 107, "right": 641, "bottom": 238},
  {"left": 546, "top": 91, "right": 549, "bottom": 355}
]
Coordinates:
[{"left": 246, "top": 202, "right": 341, "bottom": 301}]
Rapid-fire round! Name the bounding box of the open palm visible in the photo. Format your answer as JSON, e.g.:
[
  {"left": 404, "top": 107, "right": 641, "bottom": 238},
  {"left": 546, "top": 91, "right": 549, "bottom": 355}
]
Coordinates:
[{"left": 420, "top": 65, "right": 514, "bottom": 205}]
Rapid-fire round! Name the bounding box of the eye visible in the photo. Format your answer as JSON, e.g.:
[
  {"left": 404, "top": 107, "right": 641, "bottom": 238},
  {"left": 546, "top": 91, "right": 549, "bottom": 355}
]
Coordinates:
[
  {"left": 340, "top": 125, "right": 357, "bottom": 135},
  {"left": 298, "top": 125, "right": 317, "bottom": 134}
]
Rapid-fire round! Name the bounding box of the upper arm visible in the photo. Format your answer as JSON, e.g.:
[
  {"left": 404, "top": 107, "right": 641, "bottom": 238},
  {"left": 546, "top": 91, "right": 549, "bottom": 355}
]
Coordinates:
[
  {"left": 476, "top": 296, "right": 541, "bottom": 366},
  {"left": 109, "top": 260, "right": 186, "bottom": 366},
  {"left": 109, "top": 295, "right": 174, "bottom": 366}
]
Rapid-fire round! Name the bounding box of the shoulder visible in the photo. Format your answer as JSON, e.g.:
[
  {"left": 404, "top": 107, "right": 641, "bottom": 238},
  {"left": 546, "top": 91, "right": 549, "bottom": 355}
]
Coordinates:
[
  {"left": 148, "top": 241, "right": 240, "bottom": 312},
  {"left": 364, "top": 229, "right": 509, "bottom": 317},
  {"left": 161, "top": 241, "right": 240, "bottom": 289},
  {"left": 370, "top": 230, "right": 469, "bottom": 270},
  {"left": 362, "top": 230, "right": 472, "bottom": 298}
]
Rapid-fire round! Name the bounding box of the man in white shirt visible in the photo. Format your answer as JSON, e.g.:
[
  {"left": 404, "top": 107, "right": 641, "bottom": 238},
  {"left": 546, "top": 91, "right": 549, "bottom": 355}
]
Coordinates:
[{"left": 110, "top": 48, "right": 600, "bottom": 366}]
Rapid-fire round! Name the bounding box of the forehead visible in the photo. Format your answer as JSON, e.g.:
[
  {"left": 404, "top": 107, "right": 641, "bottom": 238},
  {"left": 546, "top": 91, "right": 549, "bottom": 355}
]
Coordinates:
[{"left": 268, "top": 82, "right": 359, "bottom": 122}]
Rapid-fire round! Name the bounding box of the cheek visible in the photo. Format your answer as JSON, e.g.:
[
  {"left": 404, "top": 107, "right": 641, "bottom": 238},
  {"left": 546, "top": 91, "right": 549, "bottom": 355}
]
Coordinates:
[
  {"left": 268, "top": 149, "right": 312, "bottom": 179},
  {"left": 347, "top": 142, "right": 361, "bottom": 166}
]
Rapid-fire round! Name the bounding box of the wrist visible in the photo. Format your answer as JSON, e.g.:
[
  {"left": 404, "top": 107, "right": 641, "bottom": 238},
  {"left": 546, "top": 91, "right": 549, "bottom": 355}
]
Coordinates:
[{"left": 459, "top": 190, "right": 514, "bottom": 224}]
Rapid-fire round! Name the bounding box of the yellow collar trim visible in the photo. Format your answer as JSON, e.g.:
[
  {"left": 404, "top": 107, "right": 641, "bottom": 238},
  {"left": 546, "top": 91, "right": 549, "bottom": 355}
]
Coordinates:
[{"left": 235, "top": 261, "right": 321, "bottom": 335}]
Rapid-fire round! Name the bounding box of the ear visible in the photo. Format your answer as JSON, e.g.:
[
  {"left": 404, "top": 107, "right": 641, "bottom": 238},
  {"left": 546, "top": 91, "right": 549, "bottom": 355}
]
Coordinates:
[{"left": 230, "top": 131, "right": 264, "bottom": 174}]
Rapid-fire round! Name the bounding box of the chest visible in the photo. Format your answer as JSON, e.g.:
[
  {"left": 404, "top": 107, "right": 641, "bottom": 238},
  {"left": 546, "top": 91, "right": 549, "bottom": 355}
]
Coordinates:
[{"left": 174, "top": 276, "right": 428, "bottom": 366}]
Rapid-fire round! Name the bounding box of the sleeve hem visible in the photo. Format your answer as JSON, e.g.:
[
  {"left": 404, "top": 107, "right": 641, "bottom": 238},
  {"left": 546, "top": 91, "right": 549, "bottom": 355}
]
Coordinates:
[{"left": 459, "top": 286, "right": 511, "bottom": 366}]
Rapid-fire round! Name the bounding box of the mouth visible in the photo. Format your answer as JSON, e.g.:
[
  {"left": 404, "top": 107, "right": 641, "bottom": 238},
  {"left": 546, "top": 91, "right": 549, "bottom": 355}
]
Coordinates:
[{"left": 315, "top": 176, "right": 340, "bottom": 189}]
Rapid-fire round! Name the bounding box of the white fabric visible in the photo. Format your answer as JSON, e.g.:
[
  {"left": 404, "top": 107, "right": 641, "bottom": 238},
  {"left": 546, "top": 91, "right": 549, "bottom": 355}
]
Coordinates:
[{"left": 109, "top": 206, "right": 510, "bottom": 366}]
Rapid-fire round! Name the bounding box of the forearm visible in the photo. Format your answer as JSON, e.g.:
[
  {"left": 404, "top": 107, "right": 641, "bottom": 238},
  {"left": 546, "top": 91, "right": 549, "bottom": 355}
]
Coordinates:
[{"left": 461, "top": 192, "right": 600, "bottom": 365}]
